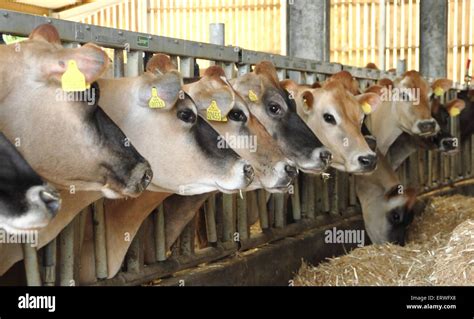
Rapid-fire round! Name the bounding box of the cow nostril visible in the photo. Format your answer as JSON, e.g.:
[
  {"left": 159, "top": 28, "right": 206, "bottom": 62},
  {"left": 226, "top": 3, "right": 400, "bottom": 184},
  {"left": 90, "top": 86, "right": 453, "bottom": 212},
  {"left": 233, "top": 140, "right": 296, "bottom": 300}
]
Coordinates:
[
  {"left": 358, "top": 154, "right": 377, "bottom": 169},
  {"left": 442, "top": 138, "right": 456, "bottom": 149},
  {"left": 243, "top": 164, "right": 254, "bottom": 181},
  {"left": 141, "top": 168, "right": 153, "bottom": 189},
  {"left": 284, "top": 164, "right": 298, "bottom": 179},
  {"left": 319, "top": 150, "right": 332, "bottom": 164},
  {"left": 39, "top": 190, "right": 61, "bottom": 216}
]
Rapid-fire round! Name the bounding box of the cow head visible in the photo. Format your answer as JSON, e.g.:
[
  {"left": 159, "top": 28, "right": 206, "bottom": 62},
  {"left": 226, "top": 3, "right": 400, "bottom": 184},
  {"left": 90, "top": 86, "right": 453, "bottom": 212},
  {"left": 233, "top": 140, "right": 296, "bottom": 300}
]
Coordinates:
[
  {"left": 281, "top": 72, "right": 381, "bottom": 174},
  {"left": 378, "top": 71, "right": 449, "bottom": 137},
  {"left": 363, "top": 184, "right": 416, "bottom": 245},
  {"left": 230, "top": 61, "right": 331, "bottom": 174},
  {"left": 99, "top": 54, "right": 252, "bottom": 195},
  {"left": 0, "top": 132, "right": 60, "bottom": 233},
  {"left": 0, "top": 24, "right": 152, "bottom": 199},
  {"left": 420, "top": 97, "right": 466, "bottom": 153},
  {"left": 182, "top": 66, "right": 296, "bottom": 192}
]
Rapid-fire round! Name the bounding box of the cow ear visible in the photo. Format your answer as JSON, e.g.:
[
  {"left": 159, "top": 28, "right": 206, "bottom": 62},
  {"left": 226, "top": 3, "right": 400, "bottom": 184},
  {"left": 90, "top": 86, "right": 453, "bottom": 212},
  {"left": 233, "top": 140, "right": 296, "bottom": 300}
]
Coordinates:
[
  {"left": 29, "top": 24, "right": 61, "bottom": 45},
  {"left": 432, "top": 78, "right": 452, "bottom": 97},
  {"left": 301, "top": 91, "right": 314, "bottom": 114},
  {"left": 364, "top": 84, "right": 385, "bottom": 96},
  {"left": 43, "top": 44, "right": 110, "bottom": 84},
  {"left": 356, "top": 92, "right": 382, "bottom": 115},
  {"left": 280, "top": 79, "right": 299, "bottom": 97},
  {"left": 311, "top": 81, "right": 321, "bottom": 89},
  {"left": 146, "top": 53, "right": 177, "bottom": 75},
  {"left": 140, "top": 71, "right": 183, "bottom": 111},
  {"left": 444, "top": 98, "right": 466, "bottom": 117},
  {"left": 377, "top": 78, "right": 394, "bottom": 88}
]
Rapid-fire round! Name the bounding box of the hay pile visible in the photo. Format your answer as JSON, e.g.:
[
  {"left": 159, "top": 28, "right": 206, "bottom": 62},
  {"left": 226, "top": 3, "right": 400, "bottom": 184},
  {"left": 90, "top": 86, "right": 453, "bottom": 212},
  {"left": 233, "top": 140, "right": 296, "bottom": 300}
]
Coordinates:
[{"left": 293, "top": 195, "right": 474, "bottom": 286}]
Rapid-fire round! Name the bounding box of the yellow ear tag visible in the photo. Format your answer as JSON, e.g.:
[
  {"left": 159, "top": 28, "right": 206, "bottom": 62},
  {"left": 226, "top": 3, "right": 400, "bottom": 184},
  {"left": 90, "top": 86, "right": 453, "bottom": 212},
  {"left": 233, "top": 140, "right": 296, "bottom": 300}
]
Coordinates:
[
  {"left": 361, "top": 102, "right": 372, "bottom": 114},
  {"left": 206, "top": 100, "right": 227, "bottom": 122},
  {"left": 148, "top": 87, "right": 166, "bottom": 109},
  {"left": 248, "top": 90, "right": 258, "bottom": 102},
  {"left": 61, "top": 60, "right": 86, "bottom": 92},
  {"left": 449, "top": 107, "right": 460, "bottom": 117},
  {"left": 434, "top": 86, "right": 444, "bottom": 97}
]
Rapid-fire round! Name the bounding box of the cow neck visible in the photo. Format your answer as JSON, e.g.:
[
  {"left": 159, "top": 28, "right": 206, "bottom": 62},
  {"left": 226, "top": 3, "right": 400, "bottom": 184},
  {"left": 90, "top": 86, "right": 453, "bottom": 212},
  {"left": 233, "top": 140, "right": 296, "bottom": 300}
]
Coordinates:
[
  {"left": 368, "top": 100, "right": 403, "bottom": 156},
  {"left": 102, "top": 191, "right": 171, "bottom": 278},
  {"left": 355, "top": 151, "right": 400, "bottom": 205}
]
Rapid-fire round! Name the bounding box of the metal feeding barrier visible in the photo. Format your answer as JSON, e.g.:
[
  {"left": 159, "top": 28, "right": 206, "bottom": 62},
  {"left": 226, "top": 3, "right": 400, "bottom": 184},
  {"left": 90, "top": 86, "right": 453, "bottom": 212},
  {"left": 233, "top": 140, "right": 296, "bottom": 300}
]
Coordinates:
[{"left": 0, "top": 10, "right": 472, "bottom": 286}]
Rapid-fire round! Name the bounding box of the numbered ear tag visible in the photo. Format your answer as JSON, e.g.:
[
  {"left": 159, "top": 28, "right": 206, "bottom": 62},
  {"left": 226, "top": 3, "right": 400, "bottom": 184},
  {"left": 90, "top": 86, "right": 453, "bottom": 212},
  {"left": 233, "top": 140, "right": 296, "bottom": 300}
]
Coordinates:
[
  {"left": 248, "top": 90, "right": 258, "bottom": 102},
  {"left": 148, "top": 87, "right": 166, "bottom": 109},
  {"left": 206, "top": 100, "right": 227, "bottom": 122},
  {"left": 361, "top": 102, "right": 372, "bottom": 114},
  {"left": 61, "top": 60, "right": 87, "bottom": 92},
  {"left": 434, "top": 86, "right": 444, "bottom": 97},
  {"left": 449, "top": 107, "right": 460, "bottom": 117}
]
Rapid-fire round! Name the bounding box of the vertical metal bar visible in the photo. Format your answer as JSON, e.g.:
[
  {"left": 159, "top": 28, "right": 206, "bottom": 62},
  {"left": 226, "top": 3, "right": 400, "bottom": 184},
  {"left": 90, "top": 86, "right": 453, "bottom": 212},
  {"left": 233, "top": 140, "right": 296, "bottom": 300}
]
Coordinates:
[
  {"left": 126, "top": 225, "right": 144, "bottom": 273},
  {"left": 222, "top": 194, "right": 235, "bottom": 242},
  {"left": 349, "top": 174, "right": 357, "bottom": 207},
  {"left": 330, "top": 171, "right": 340, "bottom": 215},
  {"left": 114, "top": 49, "right": 125, "bottom": 78},
  {"left": 338, "top": 172, "right": 348, "bottom": 215},
  {"left": 43, "top": 239, "right": 56, "bottom": 286},
  {"left": 23, "top": 244, "right": 41, "bottom": 286},
  {"left": 155, "top": 205, "right": 167, "bottom": 262},
  {"left": 257, "top": 189, "right": 269, "bottom": 229},
  {"left": 205, "top": 194, "right": 218, "bottom": 243},
  {"left": 238, "top": 64, "right": 251, "bottom": 76},
  {"left": 322, "top": 175, "right": 330, "bottom": 213},
  {"left": 276, "top": 68, "right": 287, "bottom": 81},
  {"left": 93, "top": 199, "right": 108, "bottom": 280},
  {"left": 291, "top": 179, "right": 302, "bottom": 221},
  {"left": 126, "top": 50, "right": 144, "bottom": 77},
  {"left": 274, "top": 193, "right": 285, "bottom": 228},
  {"left": 314, "top": 175, "right": 323, "bottom": 215},
  {"left": 179, "top": 217, "right": 195, "bottom": 256},
  {"left": 306, "top": 175, "right": 315, "bottom": 219},
  {"left": 179, "top": 57, "right": 195, "bottom": 78},
  {"left": 59, "top": 220, "right": 75, "bottom": 286},
  {"left": 237, "top": 193, "right": 249, "bottom": 240}
]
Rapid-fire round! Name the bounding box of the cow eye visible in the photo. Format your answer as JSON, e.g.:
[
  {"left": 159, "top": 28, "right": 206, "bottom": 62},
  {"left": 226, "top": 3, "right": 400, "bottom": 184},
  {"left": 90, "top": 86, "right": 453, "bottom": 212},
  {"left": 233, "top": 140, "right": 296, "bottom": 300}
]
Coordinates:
[
  {"left": 177, "top": 109, "right": 196, "bottom": 123},
  {"left": 391, "top": 211, "right": 401, "bottom": 224},
  {"left": 323, "top": 113, "right": 336, "bottom": 125},
  {"left": 268, "top": 102, "right": 282, "bottom": 115},
  {"left": 228, "top": 109, "right": 247, "bottom": 122}
]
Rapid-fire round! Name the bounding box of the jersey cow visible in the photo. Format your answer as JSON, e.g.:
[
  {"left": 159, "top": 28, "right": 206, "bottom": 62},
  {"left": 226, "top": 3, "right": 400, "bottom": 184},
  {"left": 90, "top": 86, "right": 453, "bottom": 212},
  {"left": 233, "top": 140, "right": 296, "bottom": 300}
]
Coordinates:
[
  {"left": 280, "top": 71, "right": 381, "bottom": 173},
  {"left": 0, "top": 24, "right": 152, "bottom": 198}
]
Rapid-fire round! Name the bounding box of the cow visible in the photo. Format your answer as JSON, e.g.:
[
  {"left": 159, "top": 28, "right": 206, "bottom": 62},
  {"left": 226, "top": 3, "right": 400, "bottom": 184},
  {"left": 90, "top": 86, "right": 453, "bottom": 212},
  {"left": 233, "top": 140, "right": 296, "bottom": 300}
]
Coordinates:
[
  {"left": 230, "top": 62, "right": 332, "bottom": 173},
  {"left": 355, "top": 151, "right": 416, "bottom": 245},
  {"left": 368, "top": 71, "right": 451, "bottom": 155},
  {"left": 388, "top": 98, "right": 465, "bottom": 170},
  {"left": 0, "top": 24, "right": 154, "bottom": 277},
  {"left": 0, "top": 24, "right": 152, "bottom": 198},
  {"left": 0, "top": 132, "right": 60, "bottom": 233},
  {"left": 280, "top": 71, "right": 380, "bottom": 173},
  {"left": 455, "top": 89, "right": 474, "bottom": 142}
]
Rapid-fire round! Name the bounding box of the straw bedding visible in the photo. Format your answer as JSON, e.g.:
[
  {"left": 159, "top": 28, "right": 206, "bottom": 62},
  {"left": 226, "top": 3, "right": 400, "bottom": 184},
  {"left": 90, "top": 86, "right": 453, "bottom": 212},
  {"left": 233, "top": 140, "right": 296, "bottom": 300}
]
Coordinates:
[{"left": 293, "top": 195, "right": 474, "bottom": 286}]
